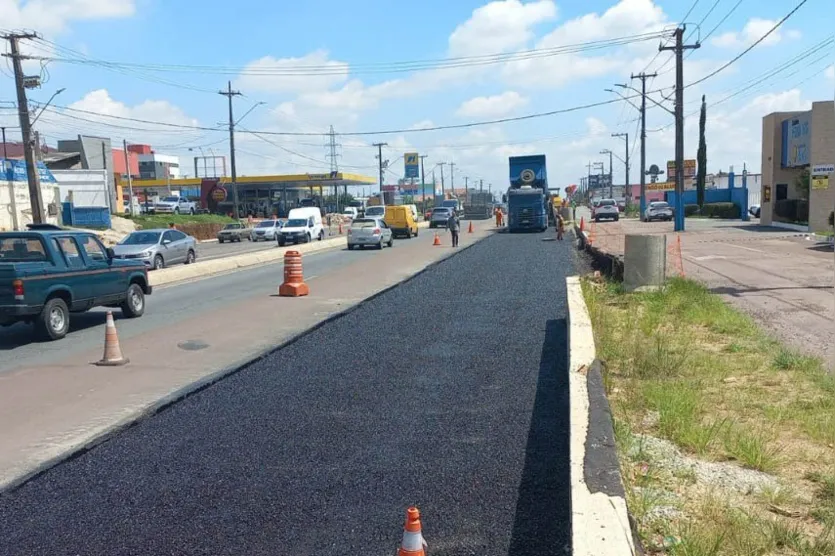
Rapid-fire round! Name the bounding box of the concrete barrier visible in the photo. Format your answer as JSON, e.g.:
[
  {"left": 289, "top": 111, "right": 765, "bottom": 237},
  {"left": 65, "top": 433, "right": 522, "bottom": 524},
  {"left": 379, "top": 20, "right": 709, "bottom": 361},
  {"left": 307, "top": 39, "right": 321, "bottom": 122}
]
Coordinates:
[
  {"left": 566, "top": 276, "right": 641, "bottom": 555},
  {"left": 150, "top": 221, "right": 431, "bottom": 287}
]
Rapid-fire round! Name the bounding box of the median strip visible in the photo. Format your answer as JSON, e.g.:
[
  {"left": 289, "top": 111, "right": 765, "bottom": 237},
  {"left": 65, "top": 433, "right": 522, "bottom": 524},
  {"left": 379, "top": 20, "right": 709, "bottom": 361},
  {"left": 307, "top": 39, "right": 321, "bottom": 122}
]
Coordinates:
[{"left": 582, "top": 277, "right": 835, "bottom": 553}]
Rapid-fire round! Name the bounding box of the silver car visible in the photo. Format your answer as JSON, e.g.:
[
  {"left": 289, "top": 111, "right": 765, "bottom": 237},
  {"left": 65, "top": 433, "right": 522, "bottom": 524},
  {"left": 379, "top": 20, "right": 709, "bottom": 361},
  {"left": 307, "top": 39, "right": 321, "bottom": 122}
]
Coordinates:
[
  {"left": 429, "top": 207, "right": 453, "bottom": 228},
  {"left": 644, "top": 201, "right": 673, "bottom": 222},
  {"left": 347, "top": 217, "right": 393, "bottom": 250},
  {"left": 250, "top": 219, "right": 283, "bottom": 241},
  {"left": 113, "top": 228, "right": 197, "bottom": 270}
]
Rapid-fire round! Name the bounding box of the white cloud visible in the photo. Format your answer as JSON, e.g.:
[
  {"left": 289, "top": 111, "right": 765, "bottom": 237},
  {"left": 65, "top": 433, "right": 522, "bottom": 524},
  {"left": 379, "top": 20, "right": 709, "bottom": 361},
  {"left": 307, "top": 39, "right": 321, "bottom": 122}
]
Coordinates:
[
  {"left": 448, "top": 0, "right": 557, "bottom": 57},
  {"left": 710, "top": 18, "right": 799, "bottom": 48},
  {"left": 456, "top": 91, "right": 529, "bottom": 118},
  {"left": 236, "top": 50, "right": 349, "bottom": 94},
  {"left": 1, "top": 0, "right": 136, "bottom": 34},
  {"left": 826, "top": 65, "right": 834, "bottom": 80}
]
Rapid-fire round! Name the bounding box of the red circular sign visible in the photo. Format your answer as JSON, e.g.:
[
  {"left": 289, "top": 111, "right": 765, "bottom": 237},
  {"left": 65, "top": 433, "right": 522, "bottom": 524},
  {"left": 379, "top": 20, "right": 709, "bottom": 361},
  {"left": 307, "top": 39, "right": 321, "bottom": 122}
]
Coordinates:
[{"left": 210, "top": 187, "right": 227, "bottom": 202}]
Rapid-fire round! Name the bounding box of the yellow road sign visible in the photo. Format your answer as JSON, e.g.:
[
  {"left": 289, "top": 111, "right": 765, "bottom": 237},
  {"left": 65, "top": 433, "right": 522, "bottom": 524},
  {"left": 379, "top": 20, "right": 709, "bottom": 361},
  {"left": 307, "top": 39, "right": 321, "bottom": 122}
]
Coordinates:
[
  {"left": 404, "top": 153, "right": 418, "bottom": 165},
  {"left": 812, "top": 176, "right": 829, "bottom": 190}
]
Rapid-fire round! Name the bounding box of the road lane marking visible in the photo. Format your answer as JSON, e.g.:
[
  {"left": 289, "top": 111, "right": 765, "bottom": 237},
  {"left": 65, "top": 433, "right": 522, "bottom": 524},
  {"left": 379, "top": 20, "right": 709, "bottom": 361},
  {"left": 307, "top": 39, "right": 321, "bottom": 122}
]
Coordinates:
[{"left": 722, "top": 243, "right": 766, "bottom": 253}]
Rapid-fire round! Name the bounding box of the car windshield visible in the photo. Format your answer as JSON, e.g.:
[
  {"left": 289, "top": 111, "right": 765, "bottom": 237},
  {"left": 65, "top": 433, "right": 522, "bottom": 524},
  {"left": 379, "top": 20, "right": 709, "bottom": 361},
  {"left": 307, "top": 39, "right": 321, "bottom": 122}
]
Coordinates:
[
  {"left": 352, "top": 219, "right": 378, "bottom": 228},
  {"left": 121, "top": 232, "right": 161, "bottom": 245},
  {"left": 223, "top": 224, "right": 239, "bottom": 229},
  {"left": 0, "top": 237, "right": 47, "bottom": 262},
  {"left": 651, "top": 202, "right": 669, "bottom": 209},
  {"left": 365, "top": 207, "right": 384, "bottom": 215},
  {"left": 161, "top": 197, "right": 179, "bottom": 203},
  {"left": 599, "top": 200, "right": 616, "bottom": 206},
  {"left": 285, "top": 219, "right": 307, "bottom": 227},
  {"left": 441, "top": 201, "right": 457, "bottom": 208},
  {"left": 432, "top": 208, "right": 450, "bottom": 215},
  {"left": 257, "top": 220, "right": 276, "bottom": 228}
]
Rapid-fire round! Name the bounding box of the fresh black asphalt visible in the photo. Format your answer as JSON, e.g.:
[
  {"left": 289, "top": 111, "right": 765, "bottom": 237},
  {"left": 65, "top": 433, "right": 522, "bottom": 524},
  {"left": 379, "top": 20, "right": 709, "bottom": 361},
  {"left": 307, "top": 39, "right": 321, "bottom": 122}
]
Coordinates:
[{"left": 0, "top": 230, "right": 575, "bottom": 556}]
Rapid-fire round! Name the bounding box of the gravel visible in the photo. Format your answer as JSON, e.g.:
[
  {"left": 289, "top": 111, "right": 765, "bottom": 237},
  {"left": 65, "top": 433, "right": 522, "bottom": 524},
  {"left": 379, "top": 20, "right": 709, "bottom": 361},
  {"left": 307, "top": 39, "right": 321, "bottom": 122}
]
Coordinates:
[
  {"left": 0, "top": 230, "right": 576, "bottom": 556},
  {"left": 628, "top": 434, "right": 780, "bottom": 495}
]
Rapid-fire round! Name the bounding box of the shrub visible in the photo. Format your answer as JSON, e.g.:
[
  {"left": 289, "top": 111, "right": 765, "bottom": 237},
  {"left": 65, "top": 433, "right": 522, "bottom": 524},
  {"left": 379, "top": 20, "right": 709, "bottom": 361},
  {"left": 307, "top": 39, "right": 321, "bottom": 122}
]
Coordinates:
[
  {"left": 684, "top": 204, "right": 700, "bottom": 216},
  {"left": 774, "top": 199, "right": 809, "bottom": 224},
  {"left": 702, "top": 202, "right": 740, "bottom": 219}
]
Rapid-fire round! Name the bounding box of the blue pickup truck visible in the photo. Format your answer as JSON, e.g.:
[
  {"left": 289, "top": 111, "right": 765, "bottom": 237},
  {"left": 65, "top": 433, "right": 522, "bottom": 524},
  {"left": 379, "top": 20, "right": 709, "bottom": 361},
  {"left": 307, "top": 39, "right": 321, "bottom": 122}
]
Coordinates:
[{"left": 0, "top": 228, "right": 152, "bottom": 340}]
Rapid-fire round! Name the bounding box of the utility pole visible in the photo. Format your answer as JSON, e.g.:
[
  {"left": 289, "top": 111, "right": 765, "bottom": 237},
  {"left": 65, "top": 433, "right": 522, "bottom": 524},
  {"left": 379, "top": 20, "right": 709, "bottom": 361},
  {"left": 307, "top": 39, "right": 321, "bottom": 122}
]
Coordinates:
[
  {"left": 219, "top": 81, "right": 242, "bottom": 220},
  {"left": 1, "top": 127, "right": 7, "bottom": 159},
  {"left": 4, "top": 32, "right": 45, "bottom": 224},
  {"left": 612, "top": 133, "right": 630, "bottom": 207},
  {"left": 439, "top": 162, "right": 446, "bottom": 197},
  {"left": 420, "top": 154, "right": 428, "bottom": 211},
  {"left": 450, "top": 162, "right": 456, "bottom": 192},
  {"left": 630, "top": 71, "right": 657, "bottom": 220},
  {"left": 372, "top": 142, "right": 387, "bottom": 196},
  {"left": 123, "top": 140, "right": 134, "bottom": 215},
  {"left": 586, "top": 161, "right": 592, "bottom": 197},
  {"left": 660, "top": 27, "right": 700, "bottom": 232},
  {"left": 600, "top": 149, "right": 614, "bottom": 198}
]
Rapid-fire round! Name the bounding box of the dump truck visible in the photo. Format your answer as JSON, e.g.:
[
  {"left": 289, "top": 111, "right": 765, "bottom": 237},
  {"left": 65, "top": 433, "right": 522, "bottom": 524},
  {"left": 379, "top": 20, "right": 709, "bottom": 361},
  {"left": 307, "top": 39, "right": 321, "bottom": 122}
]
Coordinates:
[{"left": 505, "top": 155, "right": 549, "bottom": 232}]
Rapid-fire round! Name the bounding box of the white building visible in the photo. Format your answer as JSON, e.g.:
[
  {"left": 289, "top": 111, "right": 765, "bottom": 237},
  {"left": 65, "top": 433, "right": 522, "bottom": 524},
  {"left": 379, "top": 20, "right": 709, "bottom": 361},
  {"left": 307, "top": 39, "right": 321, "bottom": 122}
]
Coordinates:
[{"left": 138, "top": 152, "right": 180, "bottom": 180}]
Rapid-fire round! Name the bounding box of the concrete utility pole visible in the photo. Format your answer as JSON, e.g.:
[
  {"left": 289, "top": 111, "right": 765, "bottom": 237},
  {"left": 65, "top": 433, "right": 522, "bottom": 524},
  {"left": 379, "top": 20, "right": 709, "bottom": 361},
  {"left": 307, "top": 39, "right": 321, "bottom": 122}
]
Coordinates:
[
  {"left": 600, "top": 149, "right": 614, "bottom": 198},
  {"left": 629, "top": 72, "right": 657, "bottom": 219},
  {"left": 3, "top": 32, "right": 45, "bottom": 224},
  {"left": 448, "top": 162, "right": 455, "bottom": 192},
  {"left": 586, "top": 161, "right": 592, "bottom": 195},
  {"left": 438, "top": 162, "right": 446, "bottom": 196},
  {"left": 372, "top": 142, "right": 387, "bottom": 195},
  {"left": 612, "top": 133, "right": 630, "bottom": 206},
  {"left": 660, "top": 27, "right": 700, "bottom": 232},
  {"left": 219, "top": 81, "right": 242, "bottom": 219},
  {"left": 420, "top": 154, "right": 428, "bottom": 209},
  {"left": 1, "top": 127, "right": 7, "bottom": 159},
  {"left": 123, "top": 140, "right": 134, "bottom": 215}
]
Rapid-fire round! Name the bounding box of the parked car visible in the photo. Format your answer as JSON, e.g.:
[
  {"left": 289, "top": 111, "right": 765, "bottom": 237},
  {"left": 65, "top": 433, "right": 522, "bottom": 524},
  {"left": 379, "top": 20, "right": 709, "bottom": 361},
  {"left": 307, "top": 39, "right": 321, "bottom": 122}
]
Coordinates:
[
  {"left": 347, "top": 217, "right": 393, "bottom": 250},
  {"left": 217, "top": 222, "right": 251, "bottom": 243},
  {"left": 250, "top": 219, "right": 283, "bottom": 242},
  {"left": 0, "top": 230, "right": 151, "bottom": 340},
  {"left": 749, "top": 204, "right": 761, "bottom": 218},
  {"left": 644, "top": 201, "right": 674, "bottom": 222},
  {"left": 429, "top": 207, "right": 454, "bottom": 228},
  {"left": 592, "top": 199, "right": 620, "bottom": 222},
  {"left": 153, "top": 196, "right": 197, "bottom": 215},
  {"left": 113, "top": 229, "right": 197, "bottom": 270}
]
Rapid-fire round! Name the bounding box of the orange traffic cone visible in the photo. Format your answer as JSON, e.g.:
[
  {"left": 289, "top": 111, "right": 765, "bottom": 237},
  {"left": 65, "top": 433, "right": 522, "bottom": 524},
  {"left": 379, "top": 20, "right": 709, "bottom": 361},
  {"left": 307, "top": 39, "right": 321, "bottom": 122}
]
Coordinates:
[
  {"left": 398, "top": 506, "right": 427, "bottom": 556},
  {"left": 432, "top": 233, "right": 441, "bottom": 246},
  {"left": 467, "top": 221, "right": 474, "bottom": 233},
  {"left": 338, "top": 222, "right": 343, "bottom": 234},
  {"left": 96, "top": 311, "right": 129, "bottom": 366},
  {"left": 278, "top": 250, "right": 310, "bottom": 297},
  {"left": 579, "top": 217, "right": 585, "bottom": 232}
]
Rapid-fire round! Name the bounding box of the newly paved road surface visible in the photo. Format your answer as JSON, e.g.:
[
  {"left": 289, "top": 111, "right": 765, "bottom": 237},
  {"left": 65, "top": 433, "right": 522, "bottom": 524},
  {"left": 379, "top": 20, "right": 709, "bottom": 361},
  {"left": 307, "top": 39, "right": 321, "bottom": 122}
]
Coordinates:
[{"left": 0, "top": 230, "right": 575, "bottom": 556}]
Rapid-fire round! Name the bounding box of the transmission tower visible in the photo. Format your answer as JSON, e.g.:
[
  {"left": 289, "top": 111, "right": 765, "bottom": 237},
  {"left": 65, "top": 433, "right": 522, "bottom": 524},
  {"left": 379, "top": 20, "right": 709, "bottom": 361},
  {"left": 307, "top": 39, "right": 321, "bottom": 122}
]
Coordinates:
[{"left": 326, "top": 125, "right": 342, "bottom": 173}]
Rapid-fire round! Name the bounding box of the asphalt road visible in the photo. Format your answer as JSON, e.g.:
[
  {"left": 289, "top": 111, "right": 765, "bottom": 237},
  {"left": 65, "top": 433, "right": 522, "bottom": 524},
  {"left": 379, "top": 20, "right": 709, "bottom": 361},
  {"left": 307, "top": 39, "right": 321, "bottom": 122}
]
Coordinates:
[
  {"left": 0, "top": 241, "right": 373, "bottom": 373},
  {"left": 0, "top": 230, "right": 575, "bottom": 556}
]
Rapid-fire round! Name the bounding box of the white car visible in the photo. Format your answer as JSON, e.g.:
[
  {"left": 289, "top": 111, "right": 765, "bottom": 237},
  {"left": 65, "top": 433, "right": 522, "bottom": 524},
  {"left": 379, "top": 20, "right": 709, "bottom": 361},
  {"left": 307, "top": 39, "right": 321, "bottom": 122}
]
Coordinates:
[
  {"left": 644, "top": 201, "right": 674, "bottom": 222},
  {"left": 347, "top": 217, "right": 393, "bottom": 250},
  {"left": 749, "top": 204, "right": 761, "bottom": 218},
  {"left": 153, "top": 196, "right": 196, "bottom": 215},
  {"left": 592, "top": 199, "right": 620, "bottom": 222},
  {"left": 250, "top": 219, "right": 282, "bottom": 241}
]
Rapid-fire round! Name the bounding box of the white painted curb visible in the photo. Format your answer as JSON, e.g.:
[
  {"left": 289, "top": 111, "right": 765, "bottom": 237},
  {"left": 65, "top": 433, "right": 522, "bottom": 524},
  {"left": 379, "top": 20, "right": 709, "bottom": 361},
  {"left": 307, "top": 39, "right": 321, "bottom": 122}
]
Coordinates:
[
  {"left": 566, "top": 276, "right": 637, "bottom": 555},
  {"left": 150, "top": 222, "right": 430, "bottom": 287}
]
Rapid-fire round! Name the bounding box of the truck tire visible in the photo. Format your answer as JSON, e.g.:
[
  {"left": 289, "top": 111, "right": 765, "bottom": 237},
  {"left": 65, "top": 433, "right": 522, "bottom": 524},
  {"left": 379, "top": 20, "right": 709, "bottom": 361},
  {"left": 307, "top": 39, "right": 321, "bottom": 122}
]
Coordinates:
[
  {"left": 121, "top": 283, "right": 145, "bottom": 319},
  {"left": 36, "top": 297, "right": 70, "bottom": 341}
]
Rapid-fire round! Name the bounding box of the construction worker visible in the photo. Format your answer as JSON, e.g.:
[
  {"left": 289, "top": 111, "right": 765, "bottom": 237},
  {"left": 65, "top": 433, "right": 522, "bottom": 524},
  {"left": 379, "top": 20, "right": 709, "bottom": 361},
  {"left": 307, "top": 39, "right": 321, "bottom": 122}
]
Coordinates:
[
  {"left": 556, "top": 211, "right": 565, "bottom": 241},
  {"left": 447, "top": 210, "right": 460, "bottom": 247}
]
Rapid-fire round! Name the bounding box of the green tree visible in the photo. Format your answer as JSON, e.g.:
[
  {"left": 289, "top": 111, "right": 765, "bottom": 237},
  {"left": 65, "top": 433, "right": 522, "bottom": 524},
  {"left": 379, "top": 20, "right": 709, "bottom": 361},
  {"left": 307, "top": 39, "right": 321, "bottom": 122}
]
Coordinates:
[
  {"left": 696, "top": 95, "right": 707, "bottom": 210},
  {"left": 794, "top": 168, "right": 810, "bottom": 199}
]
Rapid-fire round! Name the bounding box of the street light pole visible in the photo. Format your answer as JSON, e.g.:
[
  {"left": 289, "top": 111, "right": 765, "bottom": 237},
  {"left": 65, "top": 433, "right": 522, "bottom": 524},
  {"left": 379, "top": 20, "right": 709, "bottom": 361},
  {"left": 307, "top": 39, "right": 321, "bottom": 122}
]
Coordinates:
[
  {"left": 600, "top": 149, "right": 614, "bottom": 198},
  {"left": 612, "top": 133, "right": 630, "bottom": 206}
]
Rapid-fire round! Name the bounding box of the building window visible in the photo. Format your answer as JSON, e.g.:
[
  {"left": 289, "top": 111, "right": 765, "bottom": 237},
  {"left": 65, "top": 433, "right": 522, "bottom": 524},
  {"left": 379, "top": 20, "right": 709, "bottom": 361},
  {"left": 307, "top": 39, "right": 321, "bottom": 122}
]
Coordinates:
[{"left": 776, "top": 183, "right": 788, "bottom": 201}]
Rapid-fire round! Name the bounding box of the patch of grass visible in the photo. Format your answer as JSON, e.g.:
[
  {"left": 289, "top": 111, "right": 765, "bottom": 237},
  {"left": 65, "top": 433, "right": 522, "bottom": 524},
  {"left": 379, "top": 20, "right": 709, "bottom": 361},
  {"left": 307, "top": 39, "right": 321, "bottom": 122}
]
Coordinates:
[
  {"left": 129, "top": 213, "right": 235, "bottom": 228},
  {"left": 582, "top": 275, "right": 835, "bottom": 553}
]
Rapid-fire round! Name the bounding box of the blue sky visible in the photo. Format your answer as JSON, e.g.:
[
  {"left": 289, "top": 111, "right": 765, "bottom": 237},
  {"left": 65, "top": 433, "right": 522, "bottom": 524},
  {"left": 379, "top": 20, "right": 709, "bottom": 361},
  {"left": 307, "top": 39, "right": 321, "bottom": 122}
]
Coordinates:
[{"left": 1, "top": 0, "right": 833, "bottom": 191}]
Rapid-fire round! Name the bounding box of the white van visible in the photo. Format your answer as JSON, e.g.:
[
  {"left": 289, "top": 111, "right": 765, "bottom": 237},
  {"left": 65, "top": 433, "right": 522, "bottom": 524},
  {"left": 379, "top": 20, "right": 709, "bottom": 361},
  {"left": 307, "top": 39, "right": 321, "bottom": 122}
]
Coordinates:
[{"left": 277, "top": 207, "right": 324, "bottom": 246}]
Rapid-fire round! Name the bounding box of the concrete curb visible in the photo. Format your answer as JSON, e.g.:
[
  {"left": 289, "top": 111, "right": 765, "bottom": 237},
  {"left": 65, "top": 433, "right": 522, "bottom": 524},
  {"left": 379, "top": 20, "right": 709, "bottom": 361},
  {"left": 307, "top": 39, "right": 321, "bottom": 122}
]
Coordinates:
[
  {"left": 152, "top": 222, "right": 431, "bottom": 287},
  {"left": 566, "top": 276, "right": 638, "bottom": 555},
  {"left": 573, "top": 223, "right": 624, "bottom": 280},
  {"left": 0, "top": 225, "right": 487, "bottom": 494}
]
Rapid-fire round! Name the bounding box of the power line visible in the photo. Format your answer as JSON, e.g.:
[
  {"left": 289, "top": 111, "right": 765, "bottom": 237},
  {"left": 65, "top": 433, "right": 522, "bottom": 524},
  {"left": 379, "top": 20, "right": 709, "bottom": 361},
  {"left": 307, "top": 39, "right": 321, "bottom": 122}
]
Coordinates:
[{"left": 686, "top": 0, "right": 808, "bottom": 89}]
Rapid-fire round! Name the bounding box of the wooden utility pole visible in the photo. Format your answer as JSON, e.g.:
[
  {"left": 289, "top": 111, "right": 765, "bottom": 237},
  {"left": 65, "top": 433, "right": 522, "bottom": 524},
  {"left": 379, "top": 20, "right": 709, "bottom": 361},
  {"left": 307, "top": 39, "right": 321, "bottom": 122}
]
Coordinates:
[{"left": 3, "top": 32, "right": 45, "bottom": 223}]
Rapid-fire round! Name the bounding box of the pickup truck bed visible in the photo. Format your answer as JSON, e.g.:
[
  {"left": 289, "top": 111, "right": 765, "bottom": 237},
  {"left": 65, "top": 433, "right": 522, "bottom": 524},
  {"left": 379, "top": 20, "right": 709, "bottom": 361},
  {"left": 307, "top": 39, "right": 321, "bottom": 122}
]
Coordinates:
[{"left": 0, "top": 230, "right": 152, "bottom": 340}]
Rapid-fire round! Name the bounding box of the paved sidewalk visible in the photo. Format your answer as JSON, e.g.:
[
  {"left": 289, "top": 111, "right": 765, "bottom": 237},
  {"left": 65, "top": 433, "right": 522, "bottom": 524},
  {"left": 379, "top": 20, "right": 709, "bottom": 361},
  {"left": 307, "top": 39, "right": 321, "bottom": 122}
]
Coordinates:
[
  {"left": 0, "top": 220, "right": 496, "bottom": 490},
  {"left": 576, "top": 207, "right": 834, "bottom": 366}
]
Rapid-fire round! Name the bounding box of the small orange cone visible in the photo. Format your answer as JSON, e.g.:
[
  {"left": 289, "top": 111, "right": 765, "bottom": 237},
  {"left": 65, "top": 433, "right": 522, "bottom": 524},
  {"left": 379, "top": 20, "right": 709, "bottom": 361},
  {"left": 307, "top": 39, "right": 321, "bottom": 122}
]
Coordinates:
[
  {"left": 398, "top": 506, "right": 427, "bottom": 556},
  {"left": 432, "top": 233, "right": 441, "bottom": 246},
  {"left": 579, "top": 217, "right": 585, "bottom": 232},
  {"left": 467, "top": 221, "right": 474, "bottom": 233},
  {"left": 96, "top": 311, "right": 129, "bottom": 366},
  {"left": 279, "top": 250, "right": 310, "bottom": 297}
]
